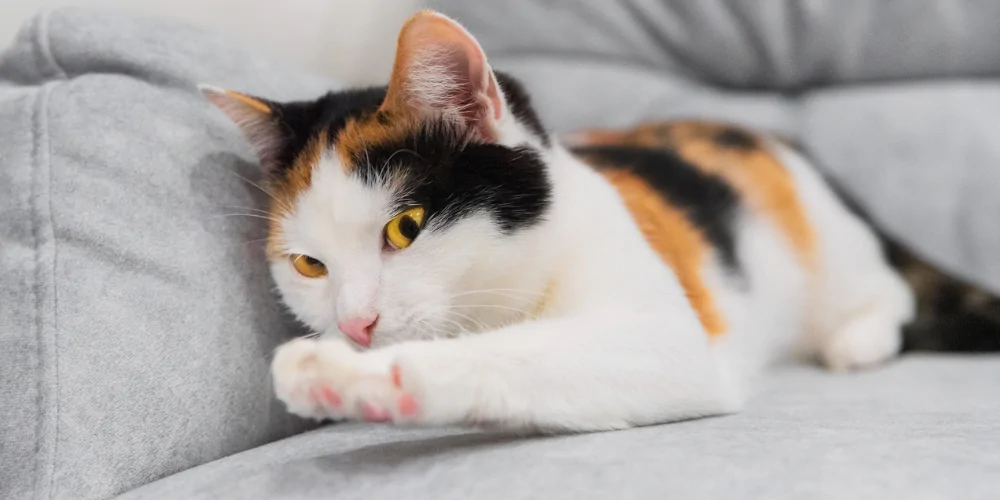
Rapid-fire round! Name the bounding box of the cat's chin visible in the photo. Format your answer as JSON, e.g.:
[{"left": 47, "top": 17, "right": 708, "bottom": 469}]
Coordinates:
[{"left": 368, "top": 320, "right": 461, "bottom": 348}]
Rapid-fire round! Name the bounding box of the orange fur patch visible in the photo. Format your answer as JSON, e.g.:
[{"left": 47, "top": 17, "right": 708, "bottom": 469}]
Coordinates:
[
  {"left": 225, "top": 90, "right": 272, "bottom": 114},
  {"left": 334, "top": 112, "right": 418, "bottom": 171},
  {"left": 576, "top": 122, "right": 816, "bottom": 269},
  {"left": 266, "top": 130, "right": 327, "bottom": 259},
  {"left": 600, "top": 169, "right": 728, "bottom": 336}
]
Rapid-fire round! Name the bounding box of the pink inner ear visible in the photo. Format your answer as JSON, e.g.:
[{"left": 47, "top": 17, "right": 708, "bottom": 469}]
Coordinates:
[
  {"left": 431, "top": 34, "right": 505, "bottom": 139},
  {"left": 466, "top": 49, "right": 504, "bottom": 122},
  {"left": 449, "top": 44, "right": 499, "bottom": 125},
  {"left": 392, "top": 12, "right": 505, "bottom": 140},
  {"left": 201, "top": 87, "right": 283, "bottom": 173}
]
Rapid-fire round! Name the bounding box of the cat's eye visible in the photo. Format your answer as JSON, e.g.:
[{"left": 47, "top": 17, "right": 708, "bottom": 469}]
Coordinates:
[
  {"left": 384, "top": 207, "right": 426, "bottom": 250},
  {"left": 289, "top": 254, "right": 328, "bottom": 278}
]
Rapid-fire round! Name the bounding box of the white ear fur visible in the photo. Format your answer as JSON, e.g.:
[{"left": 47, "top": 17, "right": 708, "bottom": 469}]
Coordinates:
[
  {"left": 200, "top": 84, "right": 284, "bottom": 173},
  {"left": 386, "top": 11, "right": 506, "bottom": 141}
]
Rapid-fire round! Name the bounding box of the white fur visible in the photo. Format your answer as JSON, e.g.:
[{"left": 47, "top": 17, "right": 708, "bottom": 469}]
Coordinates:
[
  {"left": 269, "top": 128, "right": 914, "bottom": 431},
  {"left": 267, "top": 14, "right": 915, "bottom": 433},
  {"left": 773, "top": 144, "right": 916, "bottom": 370}
]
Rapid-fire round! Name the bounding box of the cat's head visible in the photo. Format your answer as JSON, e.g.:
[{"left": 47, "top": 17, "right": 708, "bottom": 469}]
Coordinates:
[{"left": 204, "top": 10, "right": 555, "bottom": 347}]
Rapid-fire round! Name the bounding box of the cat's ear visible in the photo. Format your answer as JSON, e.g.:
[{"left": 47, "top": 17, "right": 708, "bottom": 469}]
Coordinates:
[
  {"left": 383, "top": 10, "right": 506, "bottom": 142},
  {"left": 200, "top": 85, "right": 285, "bottom": 174}
]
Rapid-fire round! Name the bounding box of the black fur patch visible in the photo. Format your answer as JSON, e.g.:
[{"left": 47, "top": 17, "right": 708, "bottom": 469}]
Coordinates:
[
  {"left": 572, "top": 145, "right": 742, "bottom": 272},
  {"left": 903, "top": 315, "right": 1000, "bottom": 352},
  {"left": 265, "top": 87, "right": 387, "bottom": 179},
  {"left": 261, "top": 72, "right": 549, "bottom": 179},
  {"left": 713, "top": 127, "right": 757, "bottom": 150},
  {"left": 495, "top": 72, "right": 549, "bottom": 147},
  {"left": 356, "top": 121, "right": 552, "bottom": 233},
  {"left": 256, "top": 72, "right": 553, "bottom": 233}
]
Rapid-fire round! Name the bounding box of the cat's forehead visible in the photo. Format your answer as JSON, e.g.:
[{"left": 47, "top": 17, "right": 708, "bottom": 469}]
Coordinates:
[
  {"left": 264, "top": 79, "right": 551, "bottom": 256},
  {"left": 266, "top": 72, "right": 550, "bottom": 203},
  {"left": 265, "top": 88, "right": 408, "bottom": 208},
  {"left": 265, "top": 150, "right": 386, "bottom": 258},
  {"left": 266, "top": 98, "right": 457, "bottom": 210}
]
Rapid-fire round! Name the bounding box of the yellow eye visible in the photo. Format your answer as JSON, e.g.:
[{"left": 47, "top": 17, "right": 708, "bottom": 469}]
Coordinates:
[
  {"left": 385, "top": 206, "right": 425, "bottom": 250},
  {"left": 289, "top": 254, "right": 328, "bottom": 278}
]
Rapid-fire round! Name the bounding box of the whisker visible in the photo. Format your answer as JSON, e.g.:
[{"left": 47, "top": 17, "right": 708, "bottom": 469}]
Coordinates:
[
  {"left": 436, "top": 315, "right": 470, "bottom": 336},
  {"left": 217, "top": 205, "right": 270, "bottom": 214},
  {"left": 223, "top": 169, "right": 294, "bottom": 214},
  {"left": 448, "top": 288, "right": 544, "bottom": 300},
  {"left": 212, "top": 213, "right": 284, "bottom": 224},
  {"left": 447, "top": 310, "right": 489, "bottom": 333},
  {"left": 443, "top": 304, "right": 535, "bottom": 316},
  {"left": 413, "top": 318, "right": 447, "bottom": 340},
  {"left": 221, "top": 237, "right": 271, "bottom": 248},
  {"left": 381, "top": 148, "right": 423, "bottom": 174}
]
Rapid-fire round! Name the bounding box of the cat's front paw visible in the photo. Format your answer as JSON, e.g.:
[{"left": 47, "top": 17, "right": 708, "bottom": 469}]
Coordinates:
[
  {"left": 271, "top": 337, "right": 354, "bottom": 421},
  {"left": 271, "top": 337, "right": 425, "bottom": 424}
]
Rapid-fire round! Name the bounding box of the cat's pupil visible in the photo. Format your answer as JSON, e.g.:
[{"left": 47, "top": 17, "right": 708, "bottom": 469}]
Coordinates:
[
  {"left": 399, "top": 215, "right": 420, "bottom": 240},
  {"left": 304, "top": 256, "right": 321, "bottom": 266}
]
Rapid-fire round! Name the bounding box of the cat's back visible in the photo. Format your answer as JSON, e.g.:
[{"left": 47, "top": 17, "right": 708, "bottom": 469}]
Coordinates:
[{"left": 568, "top": 121, "right": 819, "bottom": 342}]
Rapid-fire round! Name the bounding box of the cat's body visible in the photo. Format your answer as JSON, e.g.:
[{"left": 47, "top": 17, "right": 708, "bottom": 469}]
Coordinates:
[
  {"left": 204, "top": 10, "right": 996, "bottom": 432},
  {"left": 569, "top": 122, "right": 914, "bottom": 375}
]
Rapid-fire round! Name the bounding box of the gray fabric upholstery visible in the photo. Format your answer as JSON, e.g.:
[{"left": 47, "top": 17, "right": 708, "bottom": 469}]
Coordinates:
[
  {"left": 0, "top": 9, "right": 335, "bottom": 500},
  {"left": 431, "top": 0, "right": 1000, "bottom": 296},
  {"left": 431, "top": 0, "right": 1000, "bottom": 89},
  {"left": 3, "top": 4, "right": 1000, "bottom": 500},
  {"left": 116, "top": 357, "right": 1000, "bottom": 500}
]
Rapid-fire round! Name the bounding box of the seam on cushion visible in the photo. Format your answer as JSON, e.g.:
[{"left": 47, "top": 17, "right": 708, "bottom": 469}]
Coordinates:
[
  {"left": 35, "top": 10, "right": 64, "bottom": 499},
  {"left": 491, "top": 51, "right": 703, "bottom": 84},
  {"left": 616, "top": 1, "right": 706, "bottom": 82},
  {"left": 34, "top": 9, "right": 68, "bottom": 80},
  {"left": 717, "top": 0, "right": 775, "bottom": 85},
  {"left": 29, "top": 82, "right": 43, "bottom": 500},
  {"left": 31, "top": 80, "right": 60, "bottom": 500}
]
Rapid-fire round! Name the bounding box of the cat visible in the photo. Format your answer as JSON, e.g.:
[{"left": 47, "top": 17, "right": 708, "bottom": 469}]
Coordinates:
[{"left": 203, "top": 10, "right": 1000, "bottom": 432}]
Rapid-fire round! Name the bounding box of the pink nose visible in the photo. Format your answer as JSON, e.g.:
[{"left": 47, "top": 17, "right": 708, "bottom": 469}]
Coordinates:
[{"left": 338, "top": 315, "right": 378, "bottom": 346}]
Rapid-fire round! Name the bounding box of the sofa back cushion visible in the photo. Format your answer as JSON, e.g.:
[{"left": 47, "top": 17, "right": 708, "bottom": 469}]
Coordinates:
[{"left": 0, "top": 8, "right": 335, "bottom": 499}]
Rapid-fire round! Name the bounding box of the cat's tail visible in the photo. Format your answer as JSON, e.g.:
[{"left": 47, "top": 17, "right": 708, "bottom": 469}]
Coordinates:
[
  {"left": 833, "top": 184, "right": 1000, "bottom": 353},
  {"left": 901, "top": 314, "right": 1000, "bottom": 352},
  {"left": 889, "top": 241, "right": 1000, "bottom": 352}
]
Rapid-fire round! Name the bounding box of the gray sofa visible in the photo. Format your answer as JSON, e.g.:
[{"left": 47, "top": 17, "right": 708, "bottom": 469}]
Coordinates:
[{"left": 1, "top": 3, "right": 998, "bottom": 500}]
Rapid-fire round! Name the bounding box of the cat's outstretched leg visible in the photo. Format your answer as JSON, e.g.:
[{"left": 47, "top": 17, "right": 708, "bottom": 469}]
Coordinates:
[{"left": 272, "top": 313, "right": 739, "bottom": 431}]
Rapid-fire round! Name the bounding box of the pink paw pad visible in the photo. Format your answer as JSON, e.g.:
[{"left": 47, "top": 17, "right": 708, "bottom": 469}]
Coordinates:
[
  {"left": 397, "top": 394, "right": 419, "bottom": 416},
  {"left": 362, "top": 402, "right": 391, "bottom": 422},
  {"left": 319, "top": 386, "right": 341, "bottom": 407}
]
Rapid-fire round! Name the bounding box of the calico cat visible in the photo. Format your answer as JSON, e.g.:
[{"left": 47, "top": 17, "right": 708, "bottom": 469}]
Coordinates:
[{"left": 203, "top": 10, "right": 999, "bottom": 431}]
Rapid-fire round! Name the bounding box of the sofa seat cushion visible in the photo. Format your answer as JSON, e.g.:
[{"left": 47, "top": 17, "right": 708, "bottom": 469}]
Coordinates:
[{"left": 117, "top": 357, "right": 1000, "bottom": 500}]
